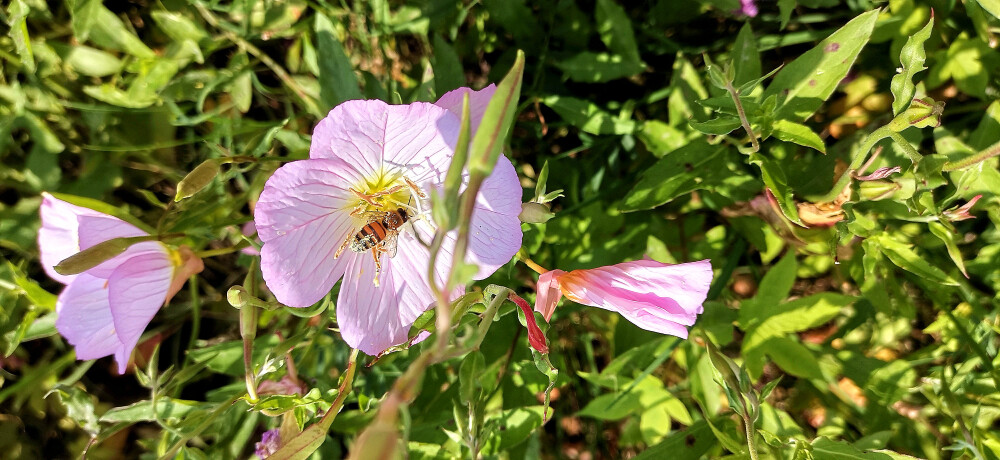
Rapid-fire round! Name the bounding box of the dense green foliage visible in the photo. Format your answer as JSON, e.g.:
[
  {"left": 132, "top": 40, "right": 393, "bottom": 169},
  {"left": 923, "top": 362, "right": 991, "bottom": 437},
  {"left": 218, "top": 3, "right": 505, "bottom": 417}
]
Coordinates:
[{"left": 2, "top": 0, "right": 1000, "bottom": 458}]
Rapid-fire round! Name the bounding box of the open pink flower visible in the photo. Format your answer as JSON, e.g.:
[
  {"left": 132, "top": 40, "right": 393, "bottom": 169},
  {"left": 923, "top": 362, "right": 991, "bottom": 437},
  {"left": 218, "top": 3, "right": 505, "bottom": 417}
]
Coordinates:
[
  {"left": 39, "top": 193, "right": 203, "bottom": 373},
  {"left": 254, "top": 86, "right": 523, "bottom": 355},
  {"left": 535, "top": 259, "right": 713, "bottom": 338}
]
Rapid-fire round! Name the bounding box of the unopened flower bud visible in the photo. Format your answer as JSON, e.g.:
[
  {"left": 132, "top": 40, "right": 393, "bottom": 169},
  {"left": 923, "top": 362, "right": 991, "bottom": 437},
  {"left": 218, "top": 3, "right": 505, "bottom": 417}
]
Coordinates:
[
  {"left": 519, "top": 202, "right": 554, "bottom": 223},
  {"left": 889, "top": 97, "right": 944, "bottom": 131},
  {"left": 858, "top": 180, "right": 898, "bottom": 201},
  {"left": 227, "top": 286, "right": 249, "bottom": 309}
]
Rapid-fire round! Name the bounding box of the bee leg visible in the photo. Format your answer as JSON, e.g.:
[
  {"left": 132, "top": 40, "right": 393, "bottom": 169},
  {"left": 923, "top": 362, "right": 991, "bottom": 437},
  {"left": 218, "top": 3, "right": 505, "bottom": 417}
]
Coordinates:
[
  {"left": 370, "top": 246, "right": 384, "bottom": 287},
  {"left": 334, "top": 233, "right": 353, "bottom": 259}
]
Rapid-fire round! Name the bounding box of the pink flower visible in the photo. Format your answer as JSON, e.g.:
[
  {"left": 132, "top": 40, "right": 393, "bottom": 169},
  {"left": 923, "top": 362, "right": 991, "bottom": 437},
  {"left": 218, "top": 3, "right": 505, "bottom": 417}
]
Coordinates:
[
  {"left": 39, "top": 193, "right": 203, "bottom": 373},
  {"left": 535, "top": 259, "right": 713, "bottom": 338},
  {"left": 255, "top": 428, "right": 281, "bottom": 459},
  {"left": 739, "top": 0, "right": 758, "bottom": 17},
  {"left": 254, "top": 86, "right": 523, "bottom": 355}
]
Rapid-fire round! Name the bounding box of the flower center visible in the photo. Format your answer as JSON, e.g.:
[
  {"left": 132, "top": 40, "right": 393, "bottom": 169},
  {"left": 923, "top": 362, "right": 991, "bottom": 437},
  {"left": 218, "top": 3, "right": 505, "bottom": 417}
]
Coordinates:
[{"left": 348, "top": 168, "right": 427, "bottom": 219}]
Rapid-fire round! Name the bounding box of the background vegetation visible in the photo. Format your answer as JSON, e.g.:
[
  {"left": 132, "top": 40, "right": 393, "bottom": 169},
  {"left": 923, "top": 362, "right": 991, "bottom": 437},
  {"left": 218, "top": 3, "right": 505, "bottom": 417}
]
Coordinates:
[{"left": 2, "top": 0, "right": 999, "bottom": 458}]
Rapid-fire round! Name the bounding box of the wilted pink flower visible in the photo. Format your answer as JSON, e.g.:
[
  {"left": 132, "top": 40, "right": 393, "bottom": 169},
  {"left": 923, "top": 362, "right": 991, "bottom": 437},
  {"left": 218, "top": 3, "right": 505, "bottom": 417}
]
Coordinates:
[
  {"left": 855, "top": 166, "right": 902, "bottom": 181},
  {"left": 255, "top": 428, "right": 281, "bottom": 459},
  {"left": 535, "top": 259, "right": 712, "bottom": 338},
  {"left": 739, "top": 0, "right": 758, "bottom": 17},
  {"left": 39, "top": 193, "right": 203, "bottom": 373},
  {"left": 944, "top": 195, "right": 982, "bottom": 221},
  {"left": 254, "top": 86, "right": 523, "bottom": 355}
]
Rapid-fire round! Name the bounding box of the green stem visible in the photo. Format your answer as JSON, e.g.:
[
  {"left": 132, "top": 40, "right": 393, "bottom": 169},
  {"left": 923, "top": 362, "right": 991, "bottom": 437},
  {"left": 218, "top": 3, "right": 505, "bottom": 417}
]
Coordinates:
[
  {"left": 943, "top": 139, "right": 1000, "bottom": 172},
  {"left": 724, "top": 82, "right": 759, "bottom": 152},
  {"left": 744, "top": 413, "right": 760, "bottom": 460},
  {"left": 888, "top": 131, "right": 923, "bottom": 166},
  {"left": 808, "top": 125, "right": 894, "bottom": 202}
]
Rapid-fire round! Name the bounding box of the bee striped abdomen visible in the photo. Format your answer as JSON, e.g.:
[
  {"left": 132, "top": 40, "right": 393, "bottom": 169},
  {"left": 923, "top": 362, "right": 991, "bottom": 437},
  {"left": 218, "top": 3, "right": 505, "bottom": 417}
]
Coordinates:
[{"left": 348, "top": 208, "right": 409, "bottom": 254}]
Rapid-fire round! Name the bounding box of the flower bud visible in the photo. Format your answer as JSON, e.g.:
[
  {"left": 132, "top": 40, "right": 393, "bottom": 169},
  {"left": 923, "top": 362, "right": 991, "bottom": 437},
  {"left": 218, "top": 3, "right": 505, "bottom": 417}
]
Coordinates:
[
  {"left": 227, "top": 285, "right": 249, "bottom": 309},
  {"left": 889, "top": 97, "right": 944, "bottom": 131},
  {"left": 858, "top": 180, "right": 898, "bottom": 201},
  {"left": 519, "top": 202, "right": 554, "bottom": 223}
]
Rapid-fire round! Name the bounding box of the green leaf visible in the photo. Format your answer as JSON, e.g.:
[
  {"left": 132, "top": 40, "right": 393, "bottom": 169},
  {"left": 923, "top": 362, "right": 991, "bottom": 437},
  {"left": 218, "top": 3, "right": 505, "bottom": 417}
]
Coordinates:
[
  {"left": 100, "top": 398, "right": 205, "bottom": 423},
  {"left": 927, "top": 34, "right": 996, "bottom": 98},
  {"left": 778, "top": 0, "right": 795, "bottom": 29},
  {"left": 763, "top": 10, "right": 878, "bottom": 121},
  {"left": 743, "top": 292, "right": 854, "bottom": 352},
  {"left": 542, "top": 95, "right": 636, "bottom": 135},
  {"left": 70, "top": 0, "right": 102, "bottom": 42},
  {"left": 315, "top": 12, "right": 362, "bottom": 110},
  {"left": 740, "top": 252, "right": 797, "bottom": 325},
  {"left": 975, "top": 0, "right": 1000, "bottom": 19},
  {"left": 732, "top": 23, "right": 761, "bottom": 87},
  {"left": 89, "top": 6, "right": 156, "bottom": 58},
  {"left": 187, "top": 335, "right": 281, "bottom": 376},
  {"left": 554, "top": 52, "right": 645, "bottom": 83},
  {"left": 634, "top": 420, "right": 717, "bottom": 460},
  {"left": 577, "top": 392, "right": 643, "bottom": 420},
  {"left": 481, "top": 406, "right": 552, "bottom": 453},
  {"left": 49, "top": 385, "right": 99, "bottom": 434},
  {"left": 459, "top": 351, "right": 485, "bottom": 404},
  {"left": 6, "top": 0, "right": 35, "bottom": 72},
  {"left": 874, "top": 234, "right": 960, "bottom": 286},
  {"left": 762, "top": 336, "right": 825, "bottom": 380},
  {"left": 151, "top": 10, "right": 207, "bottom": 42},
  {"left": 749, "top": 153, "right": 804, "bottom": 226},
  {"left": 83, "top": 84, "right": 157, "bottom": 109},
  {"left": 126, "top": 59, "right": 179, "bottom": 103},
  {"left": 928, "top": 221, "right": 968, "bottom": 278},
  {"left": 772, "top": 119, "right": 826, "bottom": 153},
  {"left": 62, "top": 45, "right": 123, "bottom": 77},
  {"left": 689, "top": 117, "right": 741, "bottom": 135},
  {"left": 595, "top": 0, "right": 642, "bottom": 63},
  {"left": 638, "top": 120, "right": 691, "bottom": 157},
  {"left": 430, "top": 35, "right": 464, "bottom": 96},
  {"left": 468, "top": 50, "right": 524, "bottom": 176},
  {"left": 890, "top": 15, "right": 933, "bottom": 115},
  {"left": 621, "top": 141, "right": 729, "bottom": 211}
]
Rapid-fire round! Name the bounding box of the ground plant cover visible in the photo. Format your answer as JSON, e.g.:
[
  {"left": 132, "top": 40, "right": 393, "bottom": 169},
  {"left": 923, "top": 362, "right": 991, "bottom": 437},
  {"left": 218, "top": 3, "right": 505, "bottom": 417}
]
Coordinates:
[{"left": 2, "top": 0, "right": 1000, "bottom": 458}]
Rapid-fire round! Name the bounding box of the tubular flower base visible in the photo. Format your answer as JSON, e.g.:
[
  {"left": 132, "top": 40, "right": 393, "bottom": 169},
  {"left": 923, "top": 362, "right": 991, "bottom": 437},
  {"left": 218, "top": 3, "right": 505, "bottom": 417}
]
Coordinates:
[
  {"left": 38, "top": 193, "right": 203, "bottom": 373},
  {"left": 535, "top": 259, "right": 713, "bottom": 338},
  {"left": 254, "top": 86, "right": 523, "bottom": 355}
]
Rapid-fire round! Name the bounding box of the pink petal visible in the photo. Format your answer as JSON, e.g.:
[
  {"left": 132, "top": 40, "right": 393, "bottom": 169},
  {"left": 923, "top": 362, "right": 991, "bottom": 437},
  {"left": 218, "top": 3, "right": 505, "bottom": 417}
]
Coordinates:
[
  {"left": 535, "top": 270, "right": 566, "bottom": 322},
  {"left": 108, "top": 252, "right": 174, "bottom": 374},
  {"left": 55, "top": 274, "right": 122, "bottom": 362},
  {"left": 255, "top": 159, "right": 362, "bottom": 308},
  {"left": 308, "top": 100, "right": 460, "bottom": 187},
  {"left": 241, "top": 221, "right": 260, "bottom": 256},
  {"left": 38, "top": 193, "right": 145, "bottom": 284},
  {"left": 434, "top": 85, "right": 497, "bottom": 134},
  {"left": 467, "top": 155, "right": 523, "bottom": 278},
  {"left": 336, "top": 224, "right": 460, "bottom": 355},
  {"left": 559, "top": 259, "right": 713, "bottom": 338}
]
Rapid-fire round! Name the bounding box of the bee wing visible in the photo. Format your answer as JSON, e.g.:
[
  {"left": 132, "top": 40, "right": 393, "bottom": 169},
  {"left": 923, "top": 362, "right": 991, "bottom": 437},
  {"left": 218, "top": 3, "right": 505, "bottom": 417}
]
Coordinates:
[{"left": 383, "top": 231, "right": 399, "bottom": 258}]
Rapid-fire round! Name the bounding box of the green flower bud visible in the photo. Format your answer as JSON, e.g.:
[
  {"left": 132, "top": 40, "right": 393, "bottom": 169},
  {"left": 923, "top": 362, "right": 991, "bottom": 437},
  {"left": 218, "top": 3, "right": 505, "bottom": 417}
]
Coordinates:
[{"left": 519, "top": 202, "right": 554, "bottom": 223}]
